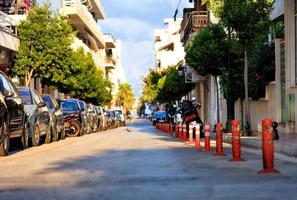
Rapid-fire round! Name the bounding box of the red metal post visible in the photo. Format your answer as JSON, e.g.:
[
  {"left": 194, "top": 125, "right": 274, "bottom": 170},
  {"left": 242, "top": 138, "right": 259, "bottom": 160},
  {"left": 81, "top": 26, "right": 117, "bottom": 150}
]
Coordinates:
[
  {"left": 195, "top": 124, "right": 201, "bottom": 148},
  {"left": 204, "top": 122, "right": 211, "bottom": 152},
  {"left": 258, "top": 118, "right": 280, "bottom": 174},
  {"left": 229, "top": 120, "right": 245, "bottom": 162},
  {"left": 189, "top": 123, "right": 194, "bottom": 144},
  {"left": 215, "top": 122, "right": 225, "bottom": 156}
]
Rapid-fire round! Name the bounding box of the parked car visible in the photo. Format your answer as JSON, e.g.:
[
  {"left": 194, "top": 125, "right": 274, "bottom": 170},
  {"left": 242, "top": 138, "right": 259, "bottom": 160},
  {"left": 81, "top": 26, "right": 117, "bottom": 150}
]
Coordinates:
[
  {"left": 60, "top": 99, "right": 86, "bottom": 137},
  {"left": 78, "top": 100, "right": 92, "bottom": 134},
  {"left": 0, "top": 73, "right": 29, "bottom": 156},
  {"left": 104, "top": 110, "right": 114, "bottom": 129},
  {"left": 113, "top": 108, "right": 125, "bottom": 126},
  {"left": 88, "top": 104, "right": 98, "bottom": 132},
  {"left": 95, "top": 106, "right": 106, "bottom": 131},
  {"left": 42, "top": 94, "right": 65, "bottom": 141},
  {"left": 152, "top": 111, "right": 168, "bottom": 126},
  {"left": 17, "top": 87, "right": 51, "bottom": 146}
]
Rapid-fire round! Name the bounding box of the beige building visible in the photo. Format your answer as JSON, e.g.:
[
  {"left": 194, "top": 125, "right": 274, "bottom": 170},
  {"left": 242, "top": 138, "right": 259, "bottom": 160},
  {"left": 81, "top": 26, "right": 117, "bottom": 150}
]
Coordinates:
[
  {"left": 104, "top": 33, "right": 126, "bottom": 108},
  {"left": 61, "top": 0, "right": 125, "bottom": 106},
  {"left": 180, "top": 0, "right": 222, "bottom": 125},
  {"left": 154, "top": 18, "right": 185, "bottom": 70}
]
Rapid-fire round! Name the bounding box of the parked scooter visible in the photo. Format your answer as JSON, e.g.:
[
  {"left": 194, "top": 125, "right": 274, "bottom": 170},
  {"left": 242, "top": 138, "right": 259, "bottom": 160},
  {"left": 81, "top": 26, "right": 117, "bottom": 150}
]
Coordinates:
[
  {"left": 64, "top": 113, "right": 81, "bottom": 137},
  {"left": 179, "top": 99, "right": 204, "bottom": 137}
]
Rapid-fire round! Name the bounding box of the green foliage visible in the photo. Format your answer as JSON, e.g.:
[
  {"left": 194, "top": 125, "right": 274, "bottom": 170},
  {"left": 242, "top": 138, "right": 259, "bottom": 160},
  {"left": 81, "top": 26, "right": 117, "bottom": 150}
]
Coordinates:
[
  {"left": 156, "top": 67, "right": 195, "bottom": 103},
  {"left": 140, "top": 67, "right": 195, "bottom": 103},
  {"left": 60, "top": 48, "right": 112, "bottom": 105},
  {"left": 12, "top": 3, "right": 74, "bottom": 86},
  {"left": 249, "top": 39, "right": 275, "bottom": 100},
  {"left": 219, "top": 0, "right": 273, "bottom": 47},
  {"left": 117, "top": 83, "right": 135, "bottom": 111},
  {"left": 186, "top": 23, "right": 227, "bottom": 76}
]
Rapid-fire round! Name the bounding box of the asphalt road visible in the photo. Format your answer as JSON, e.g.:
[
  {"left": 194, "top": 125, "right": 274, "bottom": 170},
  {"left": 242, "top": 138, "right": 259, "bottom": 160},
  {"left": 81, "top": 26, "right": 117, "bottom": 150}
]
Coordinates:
[{"left": 0, "top": 119, "right": 296, "bottom": 200}]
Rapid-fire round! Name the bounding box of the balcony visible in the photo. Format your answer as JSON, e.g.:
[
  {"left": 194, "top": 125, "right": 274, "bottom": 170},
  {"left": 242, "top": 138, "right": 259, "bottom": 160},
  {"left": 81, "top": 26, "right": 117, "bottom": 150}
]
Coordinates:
[
  {"left": 180, "top": 10, "right": 208, "bottom": 46},
  {"left": 89, "top": 0, "right": 105, "bottom": 20},
  {"left": 62, "top": 0, "right": 105, "bottom": 49},
  {"left": 104, "top": 33, "right": 116, "bottom": 48},
  {"left": 0, "top": 11, "right": 19, "bottom": 52},
  {"left": 105, "top": 56, "right": 116, "bottom": 69}
]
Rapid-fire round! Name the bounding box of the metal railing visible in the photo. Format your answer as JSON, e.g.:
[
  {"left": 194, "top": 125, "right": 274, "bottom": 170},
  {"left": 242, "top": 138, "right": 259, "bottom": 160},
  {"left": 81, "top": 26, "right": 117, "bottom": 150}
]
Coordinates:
[
  {"left": 0, "top": 11, "right": 17, "bottom": 36},
  {"left": 180, "top": 11, "right": 208, "bottom": 44}
]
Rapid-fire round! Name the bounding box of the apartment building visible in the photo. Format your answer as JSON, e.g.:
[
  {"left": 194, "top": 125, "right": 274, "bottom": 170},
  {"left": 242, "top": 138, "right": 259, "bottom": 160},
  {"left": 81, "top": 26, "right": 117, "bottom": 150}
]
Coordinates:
[
  {"left": 61, "top": 0, "right": 106, "bottom": 70},
  {"left": 179, "top": 0, "right": 221, "bottom": 125},
  {"left": 104, "top": 33, "right": 125, "bottom": 108},
  {"left": 154, "top": 18, "right": 185, "bottom": 71},
  {"left": 0, "top": 11, "right": 19, "bottom": 74}
]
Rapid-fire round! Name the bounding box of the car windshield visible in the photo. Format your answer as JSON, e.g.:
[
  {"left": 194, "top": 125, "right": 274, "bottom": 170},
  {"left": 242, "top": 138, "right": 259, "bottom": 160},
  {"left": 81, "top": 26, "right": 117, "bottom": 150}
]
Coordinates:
[
  {"left": 18, "top": 89, "right": 33, "bottom": 105},
  {"left": 61, "top": 100, "right": 79, "bottom": 111},
  {"left": 79, "top": 101, "right": 85, "bottom": 111},
  {"left": 42, "top": 95, "right": 53, "bottom": 109}
]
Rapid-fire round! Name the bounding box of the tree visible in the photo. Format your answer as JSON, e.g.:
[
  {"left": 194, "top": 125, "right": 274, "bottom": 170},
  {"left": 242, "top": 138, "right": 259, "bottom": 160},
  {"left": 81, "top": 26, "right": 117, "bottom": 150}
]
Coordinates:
[
  {"left": 12, "top": 3, "right": 74, "bottom": 87},
  {"left": 61, "top": 48, "right": 112, "bottom": 105},
  {"left": 219, "top": 0, "right": 273, "bottom": 134},
  {"left": 117, "top": 83, "right": 135, "bottom": 122},
  {"left": 156, "top": 66, "right": 195, "bottom": 103},
  {"left": 186, "top": 23, "right": 228, "bottom": 122}
]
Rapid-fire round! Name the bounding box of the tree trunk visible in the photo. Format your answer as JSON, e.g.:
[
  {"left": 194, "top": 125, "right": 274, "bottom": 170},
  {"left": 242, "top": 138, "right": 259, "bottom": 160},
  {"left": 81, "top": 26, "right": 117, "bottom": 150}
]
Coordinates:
[
  {"left": 25, "top": 69, "right": 33, "bottom": 87},
  {"left": 215, "top": 75, "right": 220, "bottom": 123},
  {"left": 244, "top": 48, "right": 252, "bottom": 135},
  {"left": 226, "top": 27, "right": 234, "bottom": 132}
]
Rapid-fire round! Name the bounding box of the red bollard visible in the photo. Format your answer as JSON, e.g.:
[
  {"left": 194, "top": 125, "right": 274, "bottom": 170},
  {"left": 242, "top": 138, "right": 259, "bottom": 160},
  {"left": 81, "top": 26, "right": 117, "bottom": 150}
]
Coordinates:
[
  {"left": 204, "top": 122, "right": 211, "bottom": 152},
  {"left": 195, "top": 124, "right": 201, "bottom": 148},
  {"left": 175, "top": 123, "right": 179, "bottom": 138},
  {"left": 189, "top": 123, "right": 194, "bottom": 144},
  {"left": 215, "top": 122, "right": 225, "bottom": 156},
  {"left": 258, "top": 118, "right": 280, "bottom": 174},
  {"left": 229, "top": 120, "right": 245, "bottom": 162},
  {"left": 179, "top": 124, "right": 183, "bottom": 140},
  {"left": 182, "top": 124, "right": 187, "bottom": 141}
]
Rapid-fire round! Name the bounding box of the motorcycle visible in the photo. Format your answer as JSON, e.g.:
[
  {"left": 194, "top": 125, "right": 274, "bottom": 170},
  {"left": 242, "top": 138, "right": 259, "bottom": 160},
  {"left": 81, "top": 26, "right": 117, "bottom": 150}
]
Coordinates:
[
  {"left": 64, "top": 113, "right": 81, "bottom": 137},
  {"left": 179, "top": 99, "right": 204, "bottom": 137}
]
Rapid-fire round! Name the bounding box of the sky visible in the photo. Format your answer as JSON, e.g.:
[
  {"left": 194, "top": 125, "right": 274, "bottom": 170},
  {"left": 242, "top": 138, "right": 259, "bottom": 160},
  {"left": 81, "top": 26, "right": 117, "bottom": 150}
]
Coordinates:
[{"left": 39, "top": 0, "right": 193, "bottom": 98}]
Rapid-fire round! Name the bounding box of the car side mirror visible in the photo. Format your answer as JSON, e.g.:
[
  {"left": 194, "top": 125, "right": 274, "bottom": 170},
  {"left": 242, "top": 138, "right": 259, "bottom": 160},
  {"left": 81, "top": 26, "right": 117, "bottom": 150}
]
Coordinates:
[
  {"left": 3, "top": 90, "right": 14, "bottom": 97},
  {"left": 38, "top": 102, "right": 47, "bottom": 108}
]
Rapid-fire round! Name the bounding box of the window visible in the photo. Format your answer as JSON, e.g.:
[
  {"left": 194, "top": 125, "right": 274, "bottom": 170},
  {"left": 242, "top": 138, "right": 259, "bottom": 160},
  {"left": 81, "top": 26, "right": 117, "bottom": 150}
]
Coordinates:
[
  {"left": 31, "top": 90, "right": 42, "bottom": 105},
  {"left": 42, "top": 95, "right": 53, "bottom": 109},
  {"left": 0, "top": 75, "right": 13, "bottom": 93},
  {"left": 61, "top": 100, "right": 79, "bottom": 111},
  {"left": 19, "top": 89, "right": 33, "bottom": 105}
]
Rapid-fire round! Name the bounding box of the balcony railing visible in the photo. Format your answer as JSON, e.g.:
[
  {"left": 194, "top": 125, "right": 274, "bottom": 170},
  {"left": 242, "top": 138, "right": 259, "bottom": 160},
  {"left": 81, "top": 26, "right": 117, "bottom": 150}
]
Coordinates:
[
  {"left": 0, "top": 11, "right": 17, "bottom": 36},
  {"left": 62, "top": 0, "right": 105, "bottom": 48},
  {"left": 180, "top": 11, "right": 208, "bottom": 45},
  {"left": 105, "top": 56, "right": 116, "bottom": 69}
]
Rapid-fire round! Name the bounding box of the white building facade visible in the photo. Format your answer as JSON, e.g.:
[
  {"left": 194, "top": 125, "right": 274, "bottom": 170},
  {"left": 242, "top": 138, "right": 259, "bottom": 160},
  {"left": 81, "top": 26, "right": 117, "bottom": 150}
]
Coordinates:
[{"left": 154, "top": 18, "right": 185, "bottom": 70}]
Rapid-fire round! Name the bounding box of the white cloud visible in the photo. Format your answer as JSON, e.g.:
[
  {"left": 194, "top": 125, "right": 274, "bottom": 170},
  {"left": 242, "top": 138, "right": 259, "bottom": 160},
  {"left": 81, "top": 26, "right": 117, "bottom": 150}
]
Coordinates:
[
  {"left": 121, "top": 40, "right": 154, "bottom": 98},
  {"left": 102, "top": 0, "right": 192, "bottom": 13},
  {"left": 100, "top": 17, "right": 154, "bottom": 41}
]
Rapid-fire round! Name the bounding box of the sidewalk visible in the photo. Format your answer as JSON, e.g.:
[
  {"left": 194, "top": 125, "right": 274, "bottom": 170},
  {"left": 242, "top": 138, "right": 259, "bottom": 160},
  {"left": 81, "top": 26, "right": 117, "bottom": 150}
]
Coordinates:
[{"left": 223, "top": 133, "right": 297, "bottom": 158}]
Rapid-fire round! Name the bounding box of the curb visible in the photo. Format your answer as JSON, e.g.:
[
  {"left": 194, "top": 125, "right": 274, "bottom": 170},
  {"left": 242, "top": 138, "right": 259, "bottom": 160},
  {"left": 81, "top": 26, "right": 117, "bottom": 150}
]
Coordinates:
[{"left": 223, "top": 133, "right": 297, "bottom": 159}]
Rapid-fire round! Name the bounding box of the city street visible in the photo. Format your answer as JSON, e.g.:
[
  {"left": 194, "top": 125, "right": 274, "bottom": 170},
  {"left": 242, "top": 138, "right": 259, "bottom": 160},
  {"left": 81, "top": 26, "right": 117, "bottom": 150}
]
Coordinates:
[{"left": 0, "top": 119, "right": 297, "bottom": 200}]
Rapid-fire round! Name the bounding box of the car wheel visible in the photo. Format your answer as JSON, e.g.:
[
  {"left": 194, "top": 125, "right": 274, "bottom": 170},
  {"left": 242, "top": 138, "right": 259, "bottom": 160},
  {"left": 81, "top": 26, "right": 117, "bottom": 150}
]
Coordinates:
[
  {"left": 0, "top": 121, "right": 9, "bottom": 156},
  {"left": 31, "top": 123, "right": 40, "bottom": 147},
  {"left": 52, "top": 125, "right": 58, "bottom": 142},
  {"left": 21, "top": 122, "right": 29, "bottom": 149},
  {"left": 44, "top": 126, "right": 51, "bottom": 144},
  {"left": 66, "top": 121, "right": 80, "bottom": 137}
]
